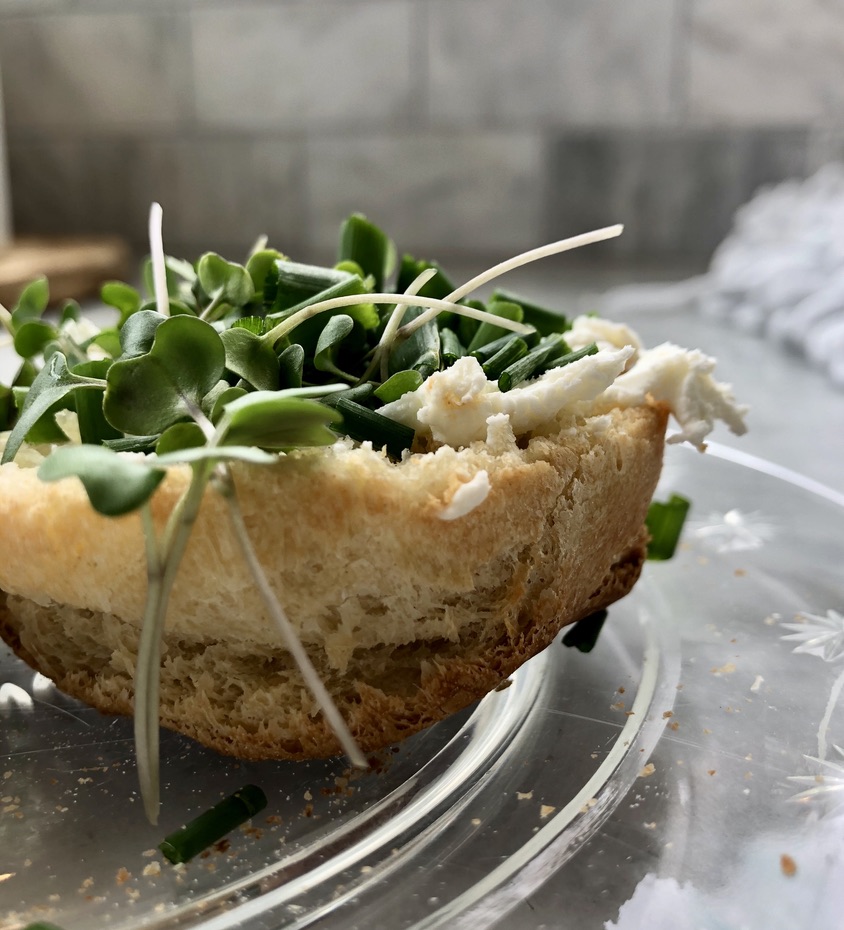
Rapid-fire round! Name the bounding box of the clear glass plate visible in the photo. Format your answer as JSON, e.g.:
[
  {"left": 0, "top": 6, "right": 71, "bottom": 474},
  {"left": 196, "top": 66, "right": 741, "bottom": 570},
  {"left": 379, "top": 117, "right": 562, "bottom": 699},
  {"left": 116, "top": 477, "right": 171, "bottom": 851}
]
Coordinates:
[{"left": 2, "top": 442, "right": 844, "bottom": 930}]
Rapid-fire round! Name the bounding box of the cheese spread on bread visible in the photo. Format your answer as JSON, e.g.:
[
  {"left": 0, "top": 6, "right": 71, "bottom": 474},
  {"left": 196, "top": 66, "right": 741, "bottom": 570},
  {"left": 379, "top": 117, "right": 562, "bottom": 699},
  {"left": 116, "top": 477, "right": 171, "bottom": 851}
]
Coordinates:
[{"left": 379, "top": 315, "right": 747, "bottom": 451}]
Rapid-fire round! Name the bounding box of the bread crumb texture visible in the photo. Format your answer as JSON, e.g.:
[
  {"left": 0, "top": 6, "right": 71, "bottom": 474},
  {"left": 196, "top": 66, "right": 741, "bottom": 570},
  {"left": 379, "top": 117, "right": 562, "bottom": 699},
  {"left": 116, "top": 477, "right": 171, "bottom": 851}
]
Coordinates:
[{"left": 0, "top": 405, "right": 667, "bottom": 759}]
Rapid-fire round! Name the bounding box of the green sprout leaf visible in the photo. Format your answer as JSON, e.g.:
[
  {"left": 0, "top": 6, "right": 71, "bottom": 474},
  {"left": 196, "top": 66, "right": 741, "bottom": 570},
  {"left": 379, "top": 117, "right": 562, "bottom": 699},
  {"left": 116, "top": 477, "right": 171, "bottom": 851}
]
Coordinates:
[
  {"left": 220, "top": 327, "right": 279, "bottom": 391},
  {"left": 101, "top": 280, "right": 142, "bottom": 323},
  {"left": 118, "top": 310, "right": 167, "bottom": 360},
  {"left": 38, "top": 445, "right": 165, "bottom": 517},
  {"left": 104, "top": 316, "right": 226, "bottom": 436},
  {"left": 13, "top": 319, "right": 58, "bottom": 359},
  {"left": 373, "top": 369, "right": 423, "bottom": 403},
  {"left": 2, "top": 353, "right": 106, "bottom": 464},
  {"left": 313, "top": 314, "right": 355, "bottom": 380},
  {"left": 197, "top": 253, "right": 255, "bottom": 308},
  {"left": 72, "top": 359, "right": 122, "bottom": 444},
  {"left": 246, "top": 249, "right": 285, "bottom": 296},
  {"left": 11, "top": 276, "right": 49, "bottom": 330},
  {"left": 218, "top": 391, "right": 342, "bottom": 450},
  {"left": 155, "top": 422, "right": 207, "bottom": 456},
  {"left": 467, "top": 300, "right": 524, "bottom": 353},
  {"left": 278, "top": 344, "right": 304, "bottom": 389},
  {"left": 0, "top": 384, "right": 14, "bottom": 431}
]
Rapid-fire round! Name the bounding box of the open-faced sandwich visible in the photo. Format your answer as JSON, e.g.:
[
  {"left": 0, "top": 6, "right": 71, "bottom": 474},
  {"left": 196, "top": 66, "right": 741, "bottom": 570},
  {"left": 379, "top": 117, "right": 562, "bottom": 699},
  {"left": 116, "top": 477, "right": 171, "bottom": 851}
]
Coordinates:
[{"left": 0, "top": 211, "right": 746, "bottom": 821}]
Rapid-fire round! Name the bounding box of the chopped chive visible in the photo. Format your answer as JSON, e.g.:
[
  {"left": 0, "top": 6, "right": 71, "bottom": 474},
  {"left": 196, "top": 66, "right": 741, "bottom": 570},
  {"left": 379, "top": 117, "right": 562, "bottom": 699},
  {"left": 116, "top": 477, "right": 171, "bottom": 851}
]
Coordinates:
[
  {"left": 497, "top": 335, "right": 569, "bottom": 392},
  {"left": 544, "top": 342, "right": 598, "bottom": 372},
  {"left": 334, "top": 397, "right": 415, "bottom": 459},
  {"left": 482, "top": 337, "right": 528, "bottom": 380},
  {"left": 490, "top": 288, "right": 570, "bottom": 336},
  {"left": 457, "top": 299, "right": 484, "bottom": 347},
  {"left": 466, "top": 300, "right": 524, "bottom": 353},
  {"left": 267, "top": 261, "right": 356, "bottom": 316},
  {"left": 396, "top": 255, "right": 456, "bottom": 300},
  {"left": 440, "top": 327, "right": 465, "bottom": 367},
  {"left": 646, "top": 494, "right": 691, "bottom": 560},
  {"left": 159, "top": 784, "right": 268, "bottom": 864},
  {"left": 321, "top": 383, "right": 375, "bottom": 408},
  {"left": 562, "top": 609, "right": 608, "bottom": 653},
  {"left": 373, "top": 369, "right": 423, "bottom": 403},
  {"left": 23, "top": 923, "right": 66, "bottom": 930}
]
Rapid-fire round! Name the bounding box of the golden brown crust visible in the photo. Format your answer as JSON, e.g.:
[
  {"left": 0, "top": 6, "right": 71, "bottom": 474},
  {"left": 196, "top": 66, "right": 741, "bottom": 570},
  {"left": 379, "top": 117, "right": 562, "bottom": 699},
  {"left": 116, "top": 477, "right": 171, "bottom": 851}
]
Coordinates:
[{"left": 0, "top": 404, "right": 668, "bottom": 759}]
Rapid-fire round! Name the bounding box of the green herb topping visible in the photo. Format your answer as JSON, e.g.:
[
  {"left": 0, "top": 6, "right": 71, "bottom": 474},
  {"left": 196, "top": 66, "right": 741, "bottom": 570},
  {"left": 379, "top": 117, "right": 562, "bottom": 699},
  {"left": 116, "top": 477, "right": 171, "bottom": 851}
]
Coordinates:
[
  {"left": 646, "top": 493, "right": 692, "bottom": 560},
  {"left": 0, "top": 208, "right": 623, "bottom": 823},
  {"left": 159, "top": 783, "right": 268, "bottom": 864}
]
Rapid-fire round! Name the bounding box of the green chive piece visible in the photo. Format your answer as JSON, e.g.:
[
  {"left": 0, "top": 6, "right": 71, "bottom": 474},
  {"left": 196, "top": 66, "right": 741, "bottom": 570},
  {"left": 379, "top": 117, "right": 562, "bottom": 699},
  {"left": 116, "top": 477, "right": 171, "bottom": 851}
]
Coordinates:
[
  {"left": 334, "top": 397, "right": 414, "bottom": 459},
  {"left": 562, "top": 609, "right": 608, "bottom": 653},
  {"left": 466, "top": 300, "right": 524, "bottom": 354},
  {"left": 646, "top": 493, "right": 691, "bottom": 561},
  {"left": 490, "top": 288, "right": 570, "bottom": 336},
  {"left": 544, "top": 342, "right": 598, "bottom": 372},
  {"left": 482, "top": 337, "right": 528, "bottom": 381},
  {"left": 321, "top": 383, "right": 374, "bottom": 408},
  {"left": 23, "top": 923, "right": 66, "bottom": 930},
  {"left": 440, "top": 327, "right": 466, "bottom": 367},
  {"left": 497, "top": 334, "right": 570, "bottom": 392},
  {"left": 373, "top": 369, "right": 423, "bottom": 403},
  {"left": 338, "top": 213, "right": 396, "bottom": 292},
  {"left": 457, "top": 299, "right": 485, "bottom": 347},
  {"left": 159, "top": 784, "right": 268, "bottom": 864},
  {"left": 267, "top": 261, "right": 355, "bottom": 316}
]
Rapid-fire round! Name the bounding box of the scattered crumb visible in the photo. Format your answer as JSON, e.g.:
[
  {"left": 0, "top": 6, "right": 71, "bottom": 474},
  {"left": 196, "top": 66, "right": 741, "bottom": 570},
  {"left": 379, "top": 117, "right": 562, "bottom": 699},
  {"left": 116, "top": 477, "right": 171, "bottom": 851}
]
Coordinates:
[
  {"left": 304, "top": 804, "right": 314, "bottom": 817},
  {"left": 668, "top": 721, "right": 680, "bottom": 731},
  {"left": 471, "top": 818, "right": 482, "bottom": 826},
  {"left": 643, "top": 822, "right": 657, "bottom": 830},
  {"left": 77, "top": 777, "right": 93, "bottom": 785},
  {"left": 0, "top": 873, "right": 15, "bottom": 883},
  {"left": 265, "top": 815, "right": 283, "bottom": 825},
  {"left": 618, "top": 686, "right": 626, "bottom": 694},
  {"left": 579, "top": 798, "right": 598, "bottom": 814},
  {"left": 142, "top": 849, "right": 157, "bottom": 858},
  {"left": 734, "top": 568, "right": 746, "bottom": 577},
  {"left": 750, "top": 675, "right": 764, "bottom": 693},
  {"left": 516, "top": 791, "right": 533, "bottom": 801},
  {"left": 624, "top": 711, "right": 636, "bottom": 717},
  {"left": 745, "top": 754, "right": 753, "bottom": 761},
  {"left": 764, "top": 613, "right": 780, "bottom": 626},
  {"left": 2, "top": 772, "right": 10, "bottom": 780},
  {"left": 611, "top": 701, "right": 625, "bottom": 711},
  {"left": 115, "top": 868, "right": 131, "bottom": 885},
  {"left": 711, "top": 662, "right": 737, "bottom": 676},
  {"left": 303, "top": 790, "right": 313, "bottom": 802},
  {"left": 676, "top": 683, "right": 684, "bottom": 691},
  {"left": 745, "top": 771, "right": 754, "bottom": 780},
  {"left": 708, "top": 770, "right": 717, "bottom": 776},
  {"left": 360, "top": 865, "right": 373, "bottom": 874},
  {"left": 494, "top": 679, "right": 512, "bottom": 692},
  {"left": 780, "top": 854, "right": 797, "bottom": 877},
  {"left": 48, "top": 894, "right": 60, "bottom": 903},
  {"left": 125, "top": 888, "right": 140, "bottom": 901},
  {"left": 142, "top": 862, "right": 161, "bottom": 878},
  {"left": 638, "top": 764, "right": 656, "bottom": 778},
  {"left": 703, "top": 728, "right": 712, "bottom": 735},
  {"left": 662, "top": 711, "right": 674, "bottom": 719},
  {"left": 540, "top": 805, "right": 556, "bottom": 819},
  {"left": 590, "top": 753, "right": 599, "bottom": 759}
]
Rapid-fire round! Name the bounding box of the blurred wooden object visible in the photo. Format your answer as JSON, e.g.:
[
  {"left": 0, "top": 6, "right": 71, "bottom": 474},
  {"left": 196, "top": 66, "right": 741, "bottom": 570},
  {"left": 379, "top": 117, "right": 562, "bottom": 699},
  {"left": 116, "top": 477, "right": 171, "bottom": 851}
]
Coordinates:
[{"left": 0, "top": 237, "right": 130, "bottom": 308}]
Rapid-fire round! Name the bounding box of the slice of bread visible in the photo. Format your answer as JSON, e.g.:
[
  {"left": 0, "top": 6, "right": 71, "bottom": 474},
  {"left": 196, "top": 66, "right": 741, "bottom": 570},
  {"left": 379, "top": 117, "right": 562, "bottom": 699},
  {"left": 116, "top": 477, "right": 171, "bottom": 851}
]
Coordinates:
[{"left": 0, "top": 403, "right": 668, "bottom": 759}]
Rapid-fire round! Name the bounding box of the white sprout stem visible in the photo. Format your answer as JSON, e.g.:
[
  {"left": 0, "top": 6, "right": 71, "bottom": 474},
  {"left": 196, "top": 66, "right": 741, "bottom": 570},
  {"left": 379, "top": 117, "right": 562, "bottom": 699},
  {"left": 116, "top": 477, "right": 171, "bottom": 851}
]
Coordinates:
[
  {"left": 818, "top": 666, "right": 844, "bottom": 762},
  {"left": 149, "top": 202, "right": 169, "bottom": 318},
  {"left": 218, "top": 469, "right": 368, "bottom": 769},
  {"left": 399, "top": 224, "right": 624, "bottom": 339},
  {"left": 263, "top": 291, "right": 532, "bottom": 349},
  {"left": 376, "top": 267, "right": 437, "bottom": 382},
  {"left": 247, "top": 234, "right": 269, "bottom": 260}
]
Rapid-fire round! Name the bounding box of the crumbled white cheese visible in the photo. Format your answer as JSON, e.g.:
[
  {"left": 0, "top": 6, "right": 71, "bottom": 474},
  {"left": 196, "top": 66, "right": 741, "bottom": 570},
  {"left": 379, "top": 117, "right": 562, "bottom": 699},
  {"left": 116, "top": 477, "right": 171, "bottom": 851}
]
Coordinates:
[
  {"left": 379, "top": 323, "right": 747, "bottom": 450},
  {"left": 601, "top": 343, "right": 748, "bottom": 450},
  {"left": 566, "top": 314, "right": 643, "bottom": 359},
  {"left": 438, "top": 470, "right": 491, "bottom": 520},
  {"left": 379, "top": 348, "right": 633, "bottom": 447}
]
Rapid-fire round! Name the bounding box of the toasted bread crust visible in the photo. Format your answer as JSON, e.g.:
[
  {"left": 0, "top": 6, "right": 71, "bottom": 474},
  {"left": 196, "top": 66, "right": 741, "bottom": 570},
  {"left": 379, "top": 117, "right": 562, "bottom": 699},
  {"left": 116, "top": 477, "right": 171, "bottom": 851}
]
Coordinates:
[{"left": 0, "top": 404, "right": 668, "bottom": 758}]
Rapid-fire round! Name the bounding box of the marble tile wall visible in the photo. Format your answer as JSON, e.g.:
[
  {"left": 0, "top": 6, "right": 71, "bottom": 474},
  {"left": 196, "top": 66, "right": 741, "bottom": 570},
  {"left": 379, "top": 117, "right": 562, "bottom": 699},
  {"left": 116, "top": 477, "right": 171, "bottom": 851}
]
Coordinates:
[{"left": 0, "top": 0, "right": 842, "bottom": 262}]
